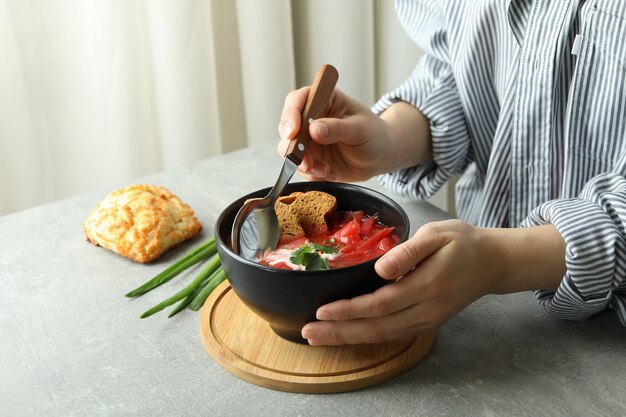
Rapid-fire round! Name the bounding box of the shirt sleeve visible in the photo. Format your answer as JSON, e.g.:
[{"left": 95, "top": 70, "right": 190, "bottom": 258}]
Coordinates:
[
  {"left": 373, "top": 0, "right": 471, "bottom": 199},
  {"left": 521, "top": 172, "right": 626, "bottom": 326}
]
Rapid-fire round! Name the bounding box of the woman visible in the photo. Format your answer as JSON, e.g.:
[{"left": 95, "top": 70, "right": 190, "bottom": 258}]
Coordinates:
[{"left": 278, "top": 0, "right": 626, "bottom": 345}]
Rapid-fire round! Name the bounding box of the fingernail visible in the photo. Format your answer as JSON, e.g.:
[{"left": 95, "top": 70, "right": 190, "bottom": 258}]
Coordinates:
[
  {"left": 313, "top": 121, "right": 329, "bottom": 138},
  {"left": 301, "top": 327, "right": 318, "bottom": 339},
  {"left": 283, "top": 121, "right": 293, "bottom": 137},
  {"left": 376, "top": 257, "right": 398, "bottom": 277},
  {"left": 310, "top": 165, "right": 329, "bottom": 178},
  {"left": 316, "top": 309, "right": 336, "bottom": 321}
]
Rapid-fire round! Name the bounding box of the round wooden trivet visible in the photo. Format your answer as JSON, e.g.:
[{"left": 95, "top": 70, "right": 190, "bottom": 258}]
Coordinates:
[{"left": 200, "top": 281, "right": 436, "bottom": 394}]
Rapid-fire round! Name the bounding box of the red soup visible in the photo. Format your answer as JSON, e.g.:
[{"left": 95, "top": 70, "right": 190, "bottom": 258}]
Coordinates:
[{"left": 257, "top": 210, "right": 399, "bottom": 270}]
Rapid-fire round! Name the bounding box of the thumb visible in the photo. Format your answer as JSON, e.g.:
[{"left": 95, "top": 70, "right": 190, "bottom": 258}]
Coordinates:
[
  {"left": 309, "top": 115, "right": 370, "bottom": 146},
  {"left": 375, "top": 224, "right": 446, "bottom": 280}
]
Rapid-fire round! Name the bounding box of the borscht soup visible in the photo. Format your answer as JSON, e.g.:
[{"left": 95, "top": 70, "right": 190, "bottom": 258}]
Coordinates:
[{"left": 257, "top": 209, "right": 399, "bottom": 271}]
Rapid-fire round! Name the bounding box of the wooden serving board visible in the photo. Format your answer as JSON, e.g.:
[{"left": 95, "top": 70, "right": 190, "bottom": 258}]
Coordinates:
[{"left": 200, "top": 281, "right": 436, "bottom": 394}]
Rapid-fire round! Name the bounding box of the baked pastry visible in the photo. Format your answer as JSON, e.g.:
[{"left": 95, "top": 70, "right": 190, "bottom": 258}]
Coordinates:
[
  {"left": 274, "top": 191, "right": 337, "bottom": 242},
  {"left": 84, "top": 184, "right": 202, "bottom": 263}
]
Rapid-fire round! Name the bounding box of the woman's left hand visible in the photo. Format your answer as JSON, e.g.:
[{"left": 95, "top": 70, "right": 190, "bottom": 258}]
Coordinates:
[{"left": 300, "top": 219, "right": 566, "bottom": 345}]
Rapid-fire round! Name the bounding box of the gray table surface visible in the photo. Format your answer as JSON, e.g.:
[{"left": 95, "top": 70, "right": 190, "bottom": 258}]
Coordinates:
[{"left": 1, "top": 144, "right": 625, "bottom": 417}]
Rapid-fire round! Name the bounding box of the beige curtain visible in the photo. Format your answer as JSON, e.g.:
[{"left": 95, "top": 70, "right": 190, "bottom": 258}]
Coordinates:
[{"left": 0, "top": 0, "right": 450, "bottom": 217}]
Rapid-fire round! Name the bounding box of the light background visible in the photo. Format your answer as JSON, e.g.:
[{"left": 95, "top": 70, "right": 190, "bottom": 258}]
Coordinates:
[{"left": 0, "top": 0, "right": 454, "bottom": 217}]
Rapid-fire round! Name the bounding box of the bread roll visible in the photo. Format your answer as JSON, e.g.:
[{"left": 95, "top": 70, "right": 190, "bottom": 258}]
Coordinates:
[{"left": 84, "top": 184, "right": 202, "bottom": 263}]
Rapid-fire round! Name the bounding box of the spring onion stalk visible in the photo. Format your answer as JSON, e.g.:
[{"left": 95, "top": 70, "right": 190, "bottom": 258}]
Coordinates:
[
  {"left": 188, "top": 267, "right": 227, "bottom": 311},
  {"left": 140, "top": 253, "right": 222, "bottom": 319},
  {"left": 125, "top": 238, "right": 216, "bottom": 298},
  {"left": 166, "top": 262, "right": 223, "bottom": 318},
  {"left": 166, "top": 284, "right": 206, "bottom": 318}
]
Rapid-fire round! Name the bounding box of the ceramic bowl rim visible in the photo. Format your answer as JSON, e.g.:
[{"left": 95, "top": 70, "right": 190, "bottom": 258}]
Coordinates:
[{"left": 215, "top": 181, "right": 410, "bottom": 275}]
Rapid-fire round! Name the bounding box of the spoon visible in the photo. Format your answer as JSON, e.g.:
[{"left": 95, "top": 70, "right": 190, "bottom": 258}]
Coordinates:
[{"left": 231, "top": 64, "right": 339, "bottom": 256}]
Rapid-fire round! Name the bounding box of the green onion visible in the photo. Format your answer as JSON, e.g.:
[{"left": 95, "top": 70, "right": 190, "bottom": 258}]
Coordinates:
[
  {"left": 167, "top": 285, "right": 205, "bottom": 318},
  {"left": 125, "top": 238, "right": 216, "bottom": 298},
  {"left": 188, "top": 267, "right": 227, "bottom": 311},
  {"left": 166, "top": 263, "right": 223, "bottom": 318},
  {"left": 140, "top": 253, "right": 222, "bottom": 319}
]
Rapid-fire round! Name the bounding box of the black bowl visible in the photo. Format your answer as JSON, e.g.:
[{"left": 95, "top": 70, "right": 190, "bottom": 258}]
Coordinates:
[{"left": 215, "top": 181, "right": 410, "bottom": 343}]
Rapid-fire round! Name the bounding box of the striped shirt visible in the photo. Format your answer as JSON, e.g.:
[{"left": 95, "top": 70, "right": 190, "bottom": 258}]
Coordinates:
[{"left": 373, "top": 0, "right": 626, "bottom": 325}]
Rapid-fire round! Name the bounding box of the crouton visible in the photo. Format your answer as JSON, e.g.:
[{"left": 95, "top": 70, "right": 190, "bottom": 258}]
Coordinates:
[{"left": 274, "top": 190, "right": 337, "bottom": 242}]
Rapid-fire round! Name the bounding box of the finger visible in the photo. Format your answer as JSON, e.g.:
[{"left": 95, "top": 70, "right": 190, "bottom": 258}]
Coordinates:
[
  {"left": 307, "top": 163, "right": 330, "bottom": 179},
  {"left": 298, "top": 153, "right": 313, "bottom": 172},
  {"left": 303, "top": 159, "right": 336, "bottom": 181},
  {"left": 294, "top": 168, "right": 336, "bottom": 182},
  {"left": 309, "top": 115, "right": 369, "bottom": 146},
  {"left": 278, "top": 140, "right": 325, "bottom": 175},
  {"left": 288, "top": 145, "right": 337, "bottom": 181},
  {"left": 277, "top": 137, "right": 290, "bottom": 156},
  {"left": 277, "top": 138, "right": 319, "bottom": 162},
  {"left": 375, "top": 223, "right": 448, "bottom": 279},
  {"left": 316, "top": 270, "right": 428, "bottom": 321},
  {"left": 279, "top": 87, "right": 310, "bottom": 140},
  {"left": 302, "top": 303, "right": 440, "bottom": 345}
]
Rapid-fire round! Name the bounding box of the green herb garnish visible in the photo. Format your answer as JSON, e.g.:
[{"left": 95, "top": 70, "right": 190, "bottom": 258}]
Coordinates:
[{"left": 290, "top": 242, "right": 338, "bottom": 271}]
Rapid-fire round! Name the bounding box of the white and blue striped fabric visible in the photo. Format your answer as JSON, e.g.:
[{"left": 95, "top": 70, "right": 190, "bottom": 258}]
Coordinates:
[{"left": 373, "top": 0, "right": 626, "bottom": 325}]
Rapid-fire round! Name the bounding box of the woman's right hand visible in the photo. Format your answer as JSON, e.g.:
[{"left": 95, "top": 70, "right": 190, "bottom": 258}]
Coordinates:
[
  {"left": 278, "top": 86, "right": 433, "bottom": 182},
  {"left": 277, "top": 87, "right": 398, "bottom": 183}
]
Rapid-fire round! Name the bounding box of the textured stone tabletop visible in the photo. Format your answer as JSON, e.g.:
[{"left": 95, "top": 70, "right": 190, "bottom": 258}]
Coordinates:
[{"left": 1, "top": 144, "right": 624, "bottom": 417}]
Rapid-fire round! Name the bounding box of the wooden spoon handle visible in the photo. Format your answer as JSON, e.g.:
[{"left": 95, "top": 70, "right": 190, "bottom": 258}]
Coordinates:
[{"left": 285, "top": 64, "right": 339, "bottom": 165}]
